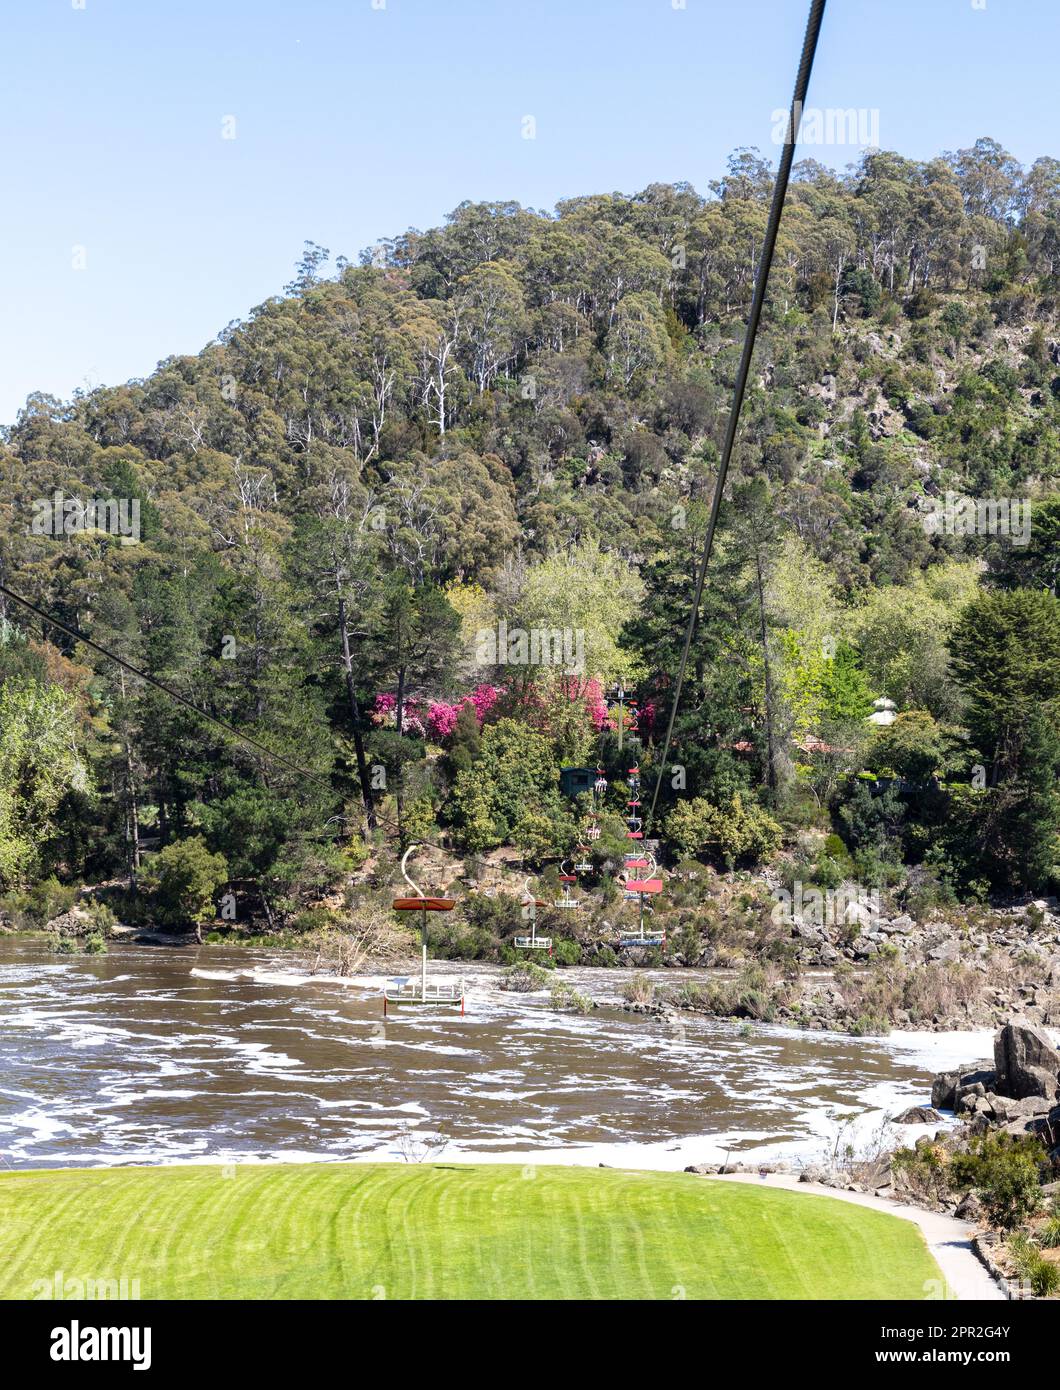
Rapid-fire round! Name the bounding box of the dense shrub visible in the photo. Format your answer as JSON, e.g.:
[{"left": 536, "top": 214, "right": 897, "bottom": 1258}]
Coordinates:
[
  {"left": 949, "top": 1134, "right": 1045, "bottom": 1229},
  {"left": 664, "top": 795, "right": 783, "bottom": 869},
  {"left": 0, "top": 877, "right": 76, "bottom": 929},
  {"left": 140, "top": 836, "right": 229, "bottom": 939}
]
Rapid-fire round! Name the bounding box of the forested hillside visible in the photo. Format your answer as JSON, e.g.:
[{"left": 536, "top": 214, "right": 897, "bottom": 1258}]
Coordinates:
[{"left": 2, "top": 137, "right": 1060, "bottom": 938}]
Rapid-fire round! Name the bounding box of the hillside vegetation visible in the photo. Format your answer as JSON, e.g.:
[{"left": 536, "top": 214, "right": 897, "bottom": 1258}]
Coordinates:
[{"left": 1, "top": 137, "right": 1059, "bottom": 942}]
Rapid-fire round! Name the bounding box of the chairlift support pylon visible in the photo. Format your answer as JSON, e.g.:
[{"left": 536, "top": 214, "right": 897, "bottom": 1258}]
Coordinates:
[
  {"left": 514, "top": 876, "right": 553, "bottom": 952},
  {"left": 618, "top": 850, "right": 666, "bottom": 948},
  {"left": 625, "top": 766, "right": 645, "bottom": 839},
  {"left": 384, "top": 844, "right": 465, "bottom": 1012}
]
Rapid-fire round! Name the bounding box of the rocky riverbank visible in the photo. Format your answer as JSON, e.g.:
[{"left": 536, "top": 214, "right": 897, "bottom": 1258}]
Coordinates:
[
  {"left": 647, "top": 893, "right": 1060, "bottom": 1035},
  {"left": 684, "top": 1021, "right": 1060, "bottom": 1298},
  {"left": 13, "top": 867, "right": 1060, "bottom": 1038}
]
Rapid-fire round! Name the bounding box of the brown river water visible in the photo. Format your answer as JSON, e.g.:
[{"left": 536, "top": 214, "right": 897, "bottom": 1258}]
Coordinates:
[{"left": 0, "top": 937, "right": 990, "bottom": 1171}]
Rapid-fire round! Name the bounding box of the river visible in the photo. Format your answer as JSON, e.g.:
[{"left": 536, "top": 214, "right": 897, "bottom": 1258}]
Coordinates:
[{"left": 0, "top": 937, "right": 991, "bottom": 1171}]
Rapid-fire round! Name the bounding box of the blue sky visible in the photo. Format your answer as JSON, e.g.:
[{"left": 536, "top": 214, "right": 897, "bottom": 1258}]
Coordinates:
[{"left": 2, "top": 0, "right": 1057, "bottom": 426}]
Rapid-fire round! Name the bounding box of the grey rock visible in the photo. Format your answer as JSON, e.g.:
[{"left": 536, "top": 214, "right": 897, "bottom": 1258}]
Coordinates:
[
  {"left": 928, "top": 940, "right": 959, "bottom": 963},
  {"left": 44, "top": 907, "right": 93, "bottom": 937},
  {"left": 955, "top": 1192, "right": 983, "bottom": 1222},
  {"left": 983, "top": 1093, "right": 1052, "bottom": 1124},
  {"left": 993, "top": 1019, "right": 1060, "bottom": 1101},
  {"left": 892, "top": 1105, "right": 944, "bottom": 1125},
  {"left": 931, "top": 1071, "right": 959, "bottom": 1109},
  {"left": 955, "top": 1076, "right": 991, "bottom": 1113}
]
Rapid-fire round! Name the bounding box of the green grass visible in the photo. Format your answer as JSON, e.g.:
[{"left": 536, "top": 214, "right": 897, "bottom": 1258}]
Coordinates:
[{"left": 0, "top": 1163, "right": 944, "bottom": 1300}]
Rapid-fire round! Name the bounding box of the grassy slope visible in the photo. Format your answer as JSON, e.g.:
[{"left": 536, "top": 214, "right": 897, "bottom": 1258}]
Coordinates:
[{"left": 0, "top": 1163, "right": 943, "bottom": 1300}]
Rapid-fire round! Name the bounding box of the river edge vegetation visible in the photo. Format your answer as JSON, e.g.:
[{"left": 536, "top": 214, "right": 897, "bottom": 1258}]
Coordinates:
[
  {"left": 0, "top": 1162, "right": 944, "bottom": 1301},
  {"left": 747, "top": 1020, "right": 1060, "bottom": 1299},
  {"left": 2, "top": 138, "right": 1060, "bottom": 1022}
]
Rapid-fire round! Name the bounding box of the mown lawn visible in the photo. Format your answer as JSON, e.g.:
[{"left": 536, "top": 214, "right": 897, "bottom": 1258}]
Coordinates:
[{"left": 0, "top": 1163, "right": 943, "bottom": 1300}]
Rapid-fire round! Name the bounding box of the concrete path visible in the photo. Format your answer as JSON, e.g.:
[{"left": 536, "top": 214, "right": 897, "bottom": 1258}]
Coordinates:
[{"left": 705, "top": 1171, "right": 1005, "bottom": 1301}]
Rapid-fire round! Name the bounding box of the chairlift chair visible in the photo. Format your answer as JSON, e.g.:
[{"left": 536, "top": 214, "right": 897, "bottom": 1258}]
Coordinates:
[
  {"left": 384, "top": 844, "right": 465, "bottom": 1013},
  {"left": 556, "top": 858, "right": 580, "bottom": 909},
  {"left": 618, "top": 853, "right": 665, "bottom": 948},
  {"left": 514, "top": 876, "right": 553, "bottom": 953}
]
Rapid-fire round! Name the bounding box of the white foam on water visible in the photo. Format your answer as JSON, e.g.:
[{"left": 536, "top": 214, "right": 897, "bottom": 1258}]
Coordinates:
[
  {"left": 873, "top": 1028, "right": 997, "bottom": 1068},
  {"left": 1, "top": 939, "right": 1015, "bottom": 1173}
]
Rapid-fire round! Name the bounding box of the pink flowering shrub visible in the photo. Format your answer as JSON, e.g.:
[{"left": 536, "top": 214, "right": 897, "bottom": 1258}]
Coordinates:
[
  {"left": 584, "top": 677, "right": 610, "bottom": 731},
  {"left": 374, "top": 685, "right": 502, "bottom": 741},
  {"left": 424, "top": 701, "right": 461, "bottom": 738},
  {"left": 370, "top": 693, "right": 426, "bottom": 736},
  {"left": 372, "top": 681, "right": 635, "bottom": 746}
]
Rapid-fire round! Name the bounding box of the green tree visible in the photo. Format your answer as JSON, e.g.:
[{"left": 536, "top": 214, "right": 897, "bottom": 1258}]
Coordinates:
[
  {"left": 0, "top": 665, "right": 88, "bottom": 888},
  {"left": 989, "top": 495, "right": 1060, "bottom": 595},
  {"left": 868, "top": 710, "right": 959, "bottom": 782},
  {"left": 949, "top": 589, "right": 1060, "bottom": 888},
  {"left": 513, "top": 538, "right": 645, "bottom": 690},
  {"left": 949, "top": 589, "right": 1060, "bottom": 779},
  {"left": 143, "top": 835, "right": 229, "bottom": 943},
  {"left": 449, "top": 719, "right": 564, "bottom": 852},
  {"left": 851, "top": 562, "right": 981, "bottom": 718},
  {"left": 949, "top": 1133, "right": 1044, "bottom": 1230},
  {"left": 664, "top": 794, "right": 782, "bottom": 870}
]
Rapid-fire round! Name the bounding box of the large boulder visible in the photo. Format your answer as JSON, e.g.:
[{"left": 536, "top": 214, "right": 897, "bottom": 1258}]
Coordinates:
[
  {"left": 799, "top": 1165, "right": 829, "bottom": 1184},
  {"left": 44, "top": 906, "right": 93, "bottom": 938},
  {"left": 954, "top": 1192, "right": 983, "bottom": 1223},
  {"left": 931, "top": 1070, "right": 959, "bottom": 1109},
  {"left": 993, "top": 1019, "right": 1060, "bottom": 1101},
  {"left": 984, "top": 1093, "right": 1053, "bottom": 1124},
  {"left": 892, "top": 1105, "right": 943, "bottom": 1125},
  {"left": 932, "top": 1067, "right": 999, "bottom": 1110}
]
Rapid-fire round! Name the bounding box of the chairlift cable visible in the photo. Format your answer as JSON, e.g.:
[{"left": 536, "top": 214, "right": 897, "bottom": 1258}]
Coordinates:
[
  {"left": 647, "top": 0, "right": 827, "bottom": 829},
  {"left": 2, "top": 3, "right": 828, "bottom": 863},
  {"left": 0, "top": 577, "right": 452, "bottom": 853}
]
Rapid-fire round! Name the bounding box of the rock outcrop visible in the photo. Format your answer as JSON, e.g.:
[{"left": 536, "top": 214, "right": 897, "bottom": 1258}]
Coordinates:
[
  {"left": 930, "top": 1021, "right": 1060, "bottom": 1153},
  {"left": 892, "top": 1105, "right": 943, "bottom": 1125},
  {"left": 43, "top": 907, "right": 94, "bottom": 938},
  {"left": 993, "top": 1019, "right": 1060, "bottom": 1102}
]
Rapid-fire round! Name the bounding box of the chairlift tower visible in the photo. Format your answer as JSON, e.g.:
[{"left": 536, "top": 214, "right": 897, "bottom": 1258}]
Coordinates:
[
  {"left": 626, "top": 764, "right": 644, "bottom": 841},
  {"left": 618, "top": 850, "right": 665, "bottom": 948},
  {"left": 384, "top": 844, "right": 465, "bottom": 1013},
  {"left": 514, "top": 876, "right": 552, "bottom": 953},
  {"left": 607, "top": 684, "right": 640, "bottom": 755}
]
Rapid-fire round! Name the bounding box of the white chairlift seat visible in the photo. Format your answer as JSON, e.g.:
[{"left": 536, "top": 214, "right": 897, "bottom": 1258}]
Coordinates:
[{"left": 384, "top": 844, "right": 466, "bottom": 1012}]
